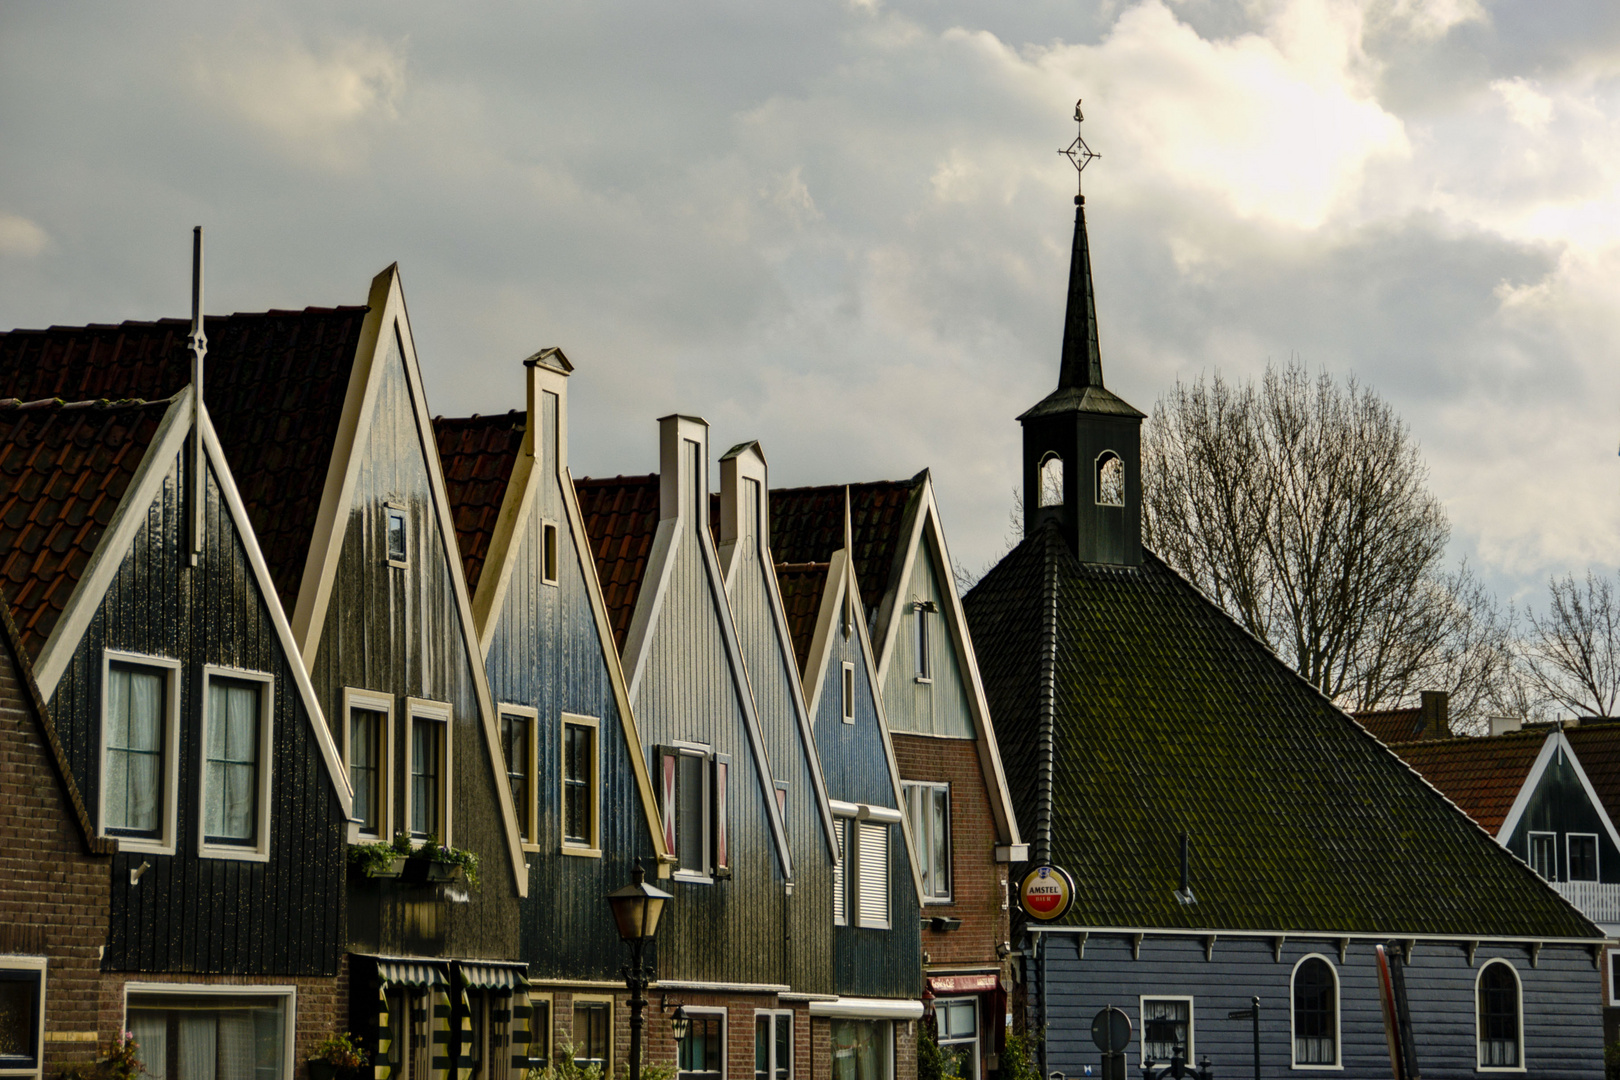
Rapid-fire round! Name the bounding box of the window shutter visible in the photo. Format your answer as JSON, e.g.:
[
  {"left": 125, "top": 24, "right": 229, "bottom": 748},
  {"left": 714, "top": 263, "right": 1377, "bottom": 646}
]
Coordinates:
[
  {"left": 713, "top": 755, "right": 730, "bottom": 873},
  {"left": 832, "top": 820, "right": 847, "bottom": 925},
  {"left": 857, "top": 821, "right": 889, "bottom": 929},
  {"left": 661, "top": 752, "right": 677, "bottom": 854}
]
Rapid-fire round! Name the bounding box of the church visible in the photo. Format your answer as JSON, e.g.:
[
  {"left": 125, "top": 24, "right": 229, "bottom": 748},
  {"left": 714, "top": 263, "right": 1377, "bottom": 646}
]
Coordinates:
[{"left": 961, "top": 113, "right": 1605, "bottom": 1079}]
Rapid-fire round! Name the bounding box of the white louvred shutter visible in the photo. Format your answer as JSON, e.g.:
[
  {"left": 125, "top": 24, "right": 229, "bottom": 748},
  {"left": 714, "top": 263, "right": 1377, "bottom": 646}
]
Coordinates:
[
  {"left": 832, "top": 820, "right": 846, "bottom": 925},
  {"left": 857, "top": 821, "right": 889, "bottom": 929}
]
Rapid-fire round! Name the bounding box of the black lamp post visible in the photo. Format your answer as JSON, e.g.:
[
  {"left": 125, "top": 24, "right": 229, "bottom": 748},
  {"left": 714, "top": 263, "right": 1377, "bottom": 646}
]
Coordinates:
[{"left": 607, "top": 863, "right": 672, "bottom": 1080}]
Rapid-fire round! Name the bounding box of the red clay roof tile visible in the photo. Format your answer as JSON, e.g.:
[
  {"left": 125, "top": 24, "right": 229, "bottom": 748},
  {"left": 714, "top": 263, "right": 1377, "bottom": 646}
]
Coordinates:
[
  {"left": 574, "top": 474, "right": 661, "bottom": 653},
  {"left": 1393, "top": 732, "right": 1547, "bottom": 834},
  {"left": 433, "top": 412, "right": 525, "bottom": 595},
  {"left": 769, "top": 476, "right": 922, "bottom": 618},
  {"left": 773, "top": 562, "right": 831, "bottom": 673}
]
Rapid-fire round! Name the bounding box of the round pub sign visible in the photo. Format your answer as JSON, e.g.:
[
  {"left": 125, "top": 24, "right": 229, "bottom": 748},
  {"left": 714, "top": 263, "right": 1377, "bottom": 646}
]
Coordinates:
[{"left": 1018, "top": 864, "right": 1075, "bottom": 921}]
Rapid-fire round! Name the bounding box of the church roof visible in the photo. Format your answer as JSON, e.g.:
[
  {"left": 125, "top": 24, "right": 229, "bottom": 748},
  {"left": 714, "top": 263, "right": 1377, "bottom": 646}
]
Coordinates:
[{"left": 963, "top": 520, "right": 1598, "bottom": 938}]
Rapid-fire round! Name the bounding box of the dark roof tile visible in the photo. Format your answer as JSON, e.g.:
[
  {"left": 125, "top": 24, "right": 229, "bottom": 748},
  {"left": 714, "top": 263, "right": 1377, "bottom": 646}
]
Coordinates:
[
  {"left": 769, "top": 475, "right": 922, "bottom": 618},
  {"left": 774, "top": 562, "right": 830, "bottom": 672},
  {"left": 432, "top": 412, "right": 526, "bottom": 595},
  {"left": 574, "top": 475, "right": 661, "bottom": 652},
  {"left": 1393, "top": 733, "right": 1547, "bottom": 834}
]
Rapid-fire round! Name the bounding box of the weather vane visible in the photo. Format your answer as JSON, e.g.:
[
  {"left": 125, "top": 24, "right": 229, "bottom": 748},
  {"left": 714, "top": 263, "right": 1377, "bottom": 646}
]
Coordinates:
[{"left": 1059, "top": 99, "right": 1099, "bottom": 195}]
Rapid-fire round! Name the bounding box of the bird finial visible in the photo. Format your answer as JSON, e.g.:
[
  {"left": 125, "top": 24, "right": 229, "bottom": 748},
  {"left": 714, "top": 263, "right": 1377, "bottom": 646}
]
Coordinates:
[{"left": 1059, "top": 99, "right": 1099, "bottom": 200}]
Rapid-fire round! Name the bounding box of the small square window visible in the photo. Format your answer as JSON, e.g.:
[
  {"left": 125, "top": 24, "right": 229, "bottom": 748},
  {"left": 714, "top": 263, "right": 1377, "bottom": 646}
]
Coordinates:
[
  {"left": 1570, "top": 834, "right": 1600, "bottom": 882},
  {"left": 386, "top": 506, "right": 409, "bottom": 566},
  {"left": 542, "top": 523, "right": 560, "bottom": 585}
]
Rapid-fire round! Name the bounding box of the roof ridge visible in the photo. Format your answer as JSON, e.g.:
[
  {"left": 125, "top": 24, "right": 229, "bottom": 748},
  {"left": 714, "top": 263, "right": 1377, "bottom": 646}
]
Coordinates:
[{"left": 0, "top": 304, "right": 371, "bottom": 338}]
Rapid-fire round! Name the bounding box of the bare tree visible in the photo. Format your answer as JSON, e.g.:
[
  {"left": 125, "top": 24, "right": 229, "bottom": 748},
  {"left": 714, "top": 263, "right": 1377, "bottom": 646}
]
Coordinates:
[
  {"left": 1521, "top": 571, "right": 1620, "bottom": 718},
  {"left": 1143, "top": 362, "right": 1506, "bottom": 718}
]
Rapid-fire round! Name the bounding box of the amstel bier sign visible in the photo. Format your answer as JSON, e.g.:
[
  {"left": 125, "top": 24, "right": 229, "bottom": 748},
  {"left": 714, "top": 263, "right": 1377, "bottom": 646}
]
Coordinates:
[{"left": 1018, "top": 864, "right": 1075, "bottom": 921}]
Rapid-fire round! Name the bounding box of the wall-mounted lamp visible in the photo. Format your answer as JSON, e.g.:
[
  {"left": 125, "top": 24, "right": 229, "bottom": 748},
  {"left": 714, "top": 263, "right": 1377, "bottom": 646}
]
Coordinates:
[{"left": 670, "top": 1006, "right": 690, "bottom": 1043}]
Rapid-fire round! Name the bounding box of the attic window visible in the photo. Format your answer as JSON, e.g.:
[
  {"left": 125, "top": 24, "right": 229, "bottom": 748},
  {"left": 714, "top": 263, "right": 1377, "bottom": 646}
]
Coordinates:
[
  {"left": 542, "top": 522, "right": 559, "bottom": 585},
  {"left": 1038, "top": 453, "right": 1064, "bottom": 508},
  {"left": 386, "top": 505, "right": 409, "bottom": 566},
  {"left": 913, "top": 600, "right": 937, "bottom": 683},
  {"left": 842, "top": 662, "right": 855, "bottom": 723},
  {"left": 1096, "top": 452, "right": 1125, "bottom": 507}
]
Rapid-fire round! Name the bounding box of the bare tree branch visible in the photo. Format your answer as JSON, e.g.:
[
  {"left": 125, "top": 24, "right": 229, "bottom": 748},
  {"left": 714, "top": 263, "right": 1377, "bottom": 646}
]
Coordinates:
[{"left": 1522, "top": 571, "right": 1620, "bottom": 718}]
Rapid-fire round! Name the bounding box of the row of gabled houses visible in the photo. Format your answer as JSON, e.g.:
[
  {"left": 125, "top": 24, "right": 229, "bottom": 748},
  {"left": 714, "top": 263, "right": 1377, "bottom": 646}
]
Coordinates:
[
  {"left": 3, "top": 127, "right": 1617, "bottom": 1080},
  {"left": 0, "top": 264, "right": 1023, "bottom": 1080}
]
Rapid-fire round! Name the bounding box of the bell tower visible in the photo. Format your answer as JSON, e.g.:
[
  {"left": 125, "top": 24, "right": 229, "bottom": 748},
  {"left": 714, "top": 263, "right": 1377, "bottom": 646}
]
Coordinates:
[{"left": 1020, "top": 101, "right": 1144, "bottom": 566}]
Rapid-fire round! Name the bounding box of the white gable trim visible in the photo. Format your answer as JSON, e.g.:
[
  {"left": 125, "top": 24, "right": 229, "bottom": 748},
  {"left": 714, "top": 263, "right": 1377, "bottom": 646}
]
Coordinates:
[
  {"left": 34, "top": 392, "right": 194, "bottom": 700},
  {"left": 472, "top": 431, "right": 538, "bottom": 657}
]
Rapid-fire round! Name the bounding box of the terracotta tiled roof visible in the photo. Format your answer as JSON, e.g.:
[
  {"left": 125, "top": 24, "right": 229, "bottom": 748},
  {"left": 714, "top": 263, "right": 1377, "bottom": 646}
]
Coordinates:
[
  {"left": 0, "top": 397, "right": 173, "bottom": 659},
  {"left": 1393, "top": 732, "right": 1548, "bottom": 835},
  {"left": 1564, "top": 722, "right": 1620, "bottom": 825},
  {"left": 433, "top": 412, "right": 525, "bottom": 595},
  {"left": 574, "top": 474, "right": 661, "bottom": 652},
  {"left": 0, "top": 308, "right": 368, "bottom": 615},
  {"left": 769, "top": 475, "right": 922, "bottom": 618},
  {"left": 1354, "top": 707, "right": 1427, "bottom": 744},
  {"left": 773, "top": 562, "right": 830, "bottom": 673}
]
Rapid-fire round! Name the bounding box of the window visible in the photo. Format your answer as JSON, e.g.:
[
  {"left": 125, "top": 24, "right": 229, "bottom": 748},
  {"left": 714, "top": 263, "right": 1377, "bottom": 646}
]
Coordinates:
[
  {"left": 127, "top": 987, "right": 291, "bottom": 1080},
  {"left": 572, "top": 1001, "right": 610, "bottom": 1073},
  {"left": 0, "top": 961, "right": 44, "bottom": 1076},
  {"left": 689, "top": 441, "right": 704, "bottom": 524},
  {"left": 659, "top": 746, "right": 727, "bottom": 879},
  {"left": 1037, "top": 453, "right": 1064, "bottom": 508},
  {"left": 501, "top": 708, "right": 536, "bottom": 845},
  {"left": 463, "top": 993, "right": 488, "bottom": 1080},
  {"left": 775, "top": 782, "right": 788, "bottom": 821},
  {"left": 678, "top": 1011, "right": 724, "bottom": 1080},
  {"left": 857, "top": 821, "right": 890, "bottom": 930},
  {"left": 562, "top": 717, "right": 599, "bottom": 852},
  {"left": 755, "top": 1012, "right": 791, "bottom": 1080},
  {"left": 1611, "top": 951, "right": 1620, "bottom": 1008},
  {"left": 1569, "top": 833, "right": 1599, "bottom": 882},
  {"left": 1290, "top": 956, "right": 1338, "bottom": 1068},
  {"left": 913, "top": 602, "right": 934, "bottom": 683},
  {"left": 1528, "top": 832, "right": 1555, "bottom": 880},
  {"left": 903, "top": 783, "right": 951, "bottom": 901},
  {"left": 343, "top": 689, "right": 392, "bottom": 842},
  {"left": 842, "top": 663, "right": 856, "bottom": 723},
  {"left": 199, "top": 669, "right": 273, "bottom": 860},
  {"left": 829, "top": 1020, "right": 889, "bottom": 1080},
  {"left": 1477, "top": 961, "right": 1522, "bottom": 1069},
  {"left": 407, "top": 701, "right": 452, "bottom": 842},
  {"left": 1096, "top": 452, "right": 1125, "bottom": 507},
  {"left": 1139, "top": 999, "right": 1191, "bottom": 1066},
  {"left": 103, "top": 657, "right": 179, "bottom": 850},
  {"left": 531, "top": 996, "right": 553, "bottom": 1072},
  {"left": 934, "top": 999, "right": 978, "bottom": 1080},
  {"left": 383, "top": 988, "right": 425, "bottom": 1080},
  {"left": 833, "top": 819, "right": 848, "bottom": 925},
  {"left": 386, "top": 505, "right": 409, "bottom": 567},
  {"left": 541, "top": 523, "right": 559, "bottom": 586}
]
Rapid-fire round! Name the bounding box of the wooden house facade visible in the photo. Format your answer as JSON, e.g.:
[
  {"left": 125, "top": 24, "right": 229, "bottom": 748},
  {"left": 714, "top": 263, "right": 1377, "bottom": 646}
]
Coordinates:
[{"left": 962, "top": 182, "right": 1607, "bottom": 1078}]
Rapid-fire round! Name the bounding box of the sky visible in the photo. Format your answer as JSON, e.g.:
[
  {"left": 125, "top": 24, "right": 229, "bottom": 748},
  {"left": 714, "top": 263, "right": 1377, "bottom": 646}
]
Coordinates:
[{"left": 2, "top": 0, "right": 1618, "bottom": 604}]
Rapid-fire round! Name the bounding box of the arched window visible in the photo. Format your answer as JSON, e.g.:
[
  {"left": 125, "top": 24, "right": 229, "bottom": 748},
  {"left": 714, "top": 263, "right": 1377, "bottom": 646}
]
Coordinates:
[
  {"left": 1290, "top": 955, "right": 1338, "bottom": 1067},
  {"left": 1096, "top": 452, "right": 1124, "bottom": 507},
  {"left": 1477, "top": 961, "right": 1522, "bottom": 1069},
  {"left": 1037, "top": 454, "right": 1064, "bottom": 508}
]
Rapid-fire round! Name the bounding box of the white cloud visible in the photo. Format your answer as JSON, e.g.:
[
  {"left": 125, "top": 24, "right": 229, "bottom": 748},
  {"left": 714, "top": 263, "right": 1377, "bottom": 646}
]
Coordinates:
[{"left": 0, "top": 213, "right": 48, "bottom": 257}]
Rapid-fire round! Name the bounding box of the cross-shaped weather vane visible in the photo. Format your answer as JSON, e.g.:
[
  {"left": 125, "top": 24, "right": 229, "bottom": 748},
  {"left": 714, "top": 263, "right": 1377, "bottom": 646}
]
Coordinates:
[{"left": 1060, "top": 99, "right": 1099, "bottom": 194}]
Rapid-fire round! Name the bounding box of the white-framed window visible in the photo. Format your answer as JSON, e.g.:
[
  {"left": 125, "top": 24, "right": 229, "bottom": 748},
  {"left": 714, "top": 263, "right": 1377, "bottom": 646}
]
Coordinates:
[
  {"left": 198, "top": 666, "right": 274, "bottom": 861},
  {"left": 1609, "top": 950, "right": 1620, "bottom": 1008},
  {"left": 902, "top": 782, "right": 951, "bottom": 902},
  {"left": 677, "top": 1007, "right": 725, "bottom": 1080},
  {"left": 1568, "top": 833, "right": 1600, "bottom": 882},
  {"left": 774, "top": 781, "right": 788, "bottom": 820},
  {"left": 0, "top": 957, "right": 45, "bottom": 1079},
  {"left": 125, "top": 982, "right": 295, "bottom": 1080},
  {"left": 343, "top": 688, "right": 394, "bottom": 842},
  {"left": 829, "top": 1019, "right": 890, "bottom": 1080},
  {"left": 571, "top": 996, "right": 612, "bottom": 1074},
  {"left": 912, "top": 602, "right": 934, "bottom": 683},
  {"left": 500, "top": 705, "right": 538, "bottom": 848},
  {"left": 541, "top": 522, "right": 560, "bottom": 586},
  {"left": 841, "top": 663, "right": 856, "bottom": 724},
  {"left": 1138, "top": 997, "right": 1193, "bottom": 1068},
  {"left": 385, "top": 503, "right": 409, "bottom": 568},
  {"left": 562, "top": 714, "right": 600, "bottom": 855},
  {"left": 99, "top": 651, "right": 182, "bottom": 854},
  {"left": 1096, "top": 451, "right": 1125, "bottom": 507},
  {"left": 1476, "top": 961, "right": 1523, "bottom": 1071},
  {"left": 1289, "top": 955, "right": 1340, "bottom": 1069},
  {"left": 405, "top": 699, "right": 452, "bottom": 843},
  {"left": 754, "top": 1010, "right": 792, "bottom": 1080},
  {"left": 1527, "top": 832, "right": 1556, "bottom": 880},
  {"left": 658, "top": 744, "right": 728, "bottom": 880},
  {"left": 934, "top": 998, "right": 978, "bottom": 1080}
]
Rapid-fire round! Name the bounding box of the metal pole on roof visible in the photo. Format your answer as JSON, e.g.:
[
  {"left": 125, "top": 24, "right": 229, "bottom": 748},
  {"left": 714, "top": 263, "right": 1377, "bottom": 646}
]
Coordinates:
[{"left": 188, "top": 226, "right": 207, "bottom": 566}]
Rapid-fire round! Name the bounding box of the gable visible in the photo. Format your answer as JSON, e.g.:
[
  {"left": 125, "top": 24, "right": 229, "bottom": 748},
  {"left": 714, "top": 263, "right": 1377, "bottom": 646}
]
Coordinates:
[
  {"left": 881, "top": 539, "right": 974, "bottom": 739},
  {"left": 1502, "top": 738, "right": 1620, "bottom": 882}
]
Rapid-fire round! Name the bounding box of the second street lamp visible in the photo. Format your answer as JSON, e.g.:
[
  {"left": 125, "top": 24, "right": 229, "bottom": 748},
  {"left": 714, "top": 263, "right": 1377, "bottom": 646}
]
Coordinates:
[{"left": 607, "top": 862, "right": 672, "bottom": 1080}]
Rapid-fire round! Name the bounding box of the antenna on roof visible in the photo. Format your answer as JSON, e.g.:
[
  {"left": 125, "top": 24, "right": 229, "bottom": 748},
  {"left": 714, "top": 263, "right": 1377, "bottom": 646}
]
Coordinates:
[{"left": 188, "top": 227, "right": 207, "bottom": 566}]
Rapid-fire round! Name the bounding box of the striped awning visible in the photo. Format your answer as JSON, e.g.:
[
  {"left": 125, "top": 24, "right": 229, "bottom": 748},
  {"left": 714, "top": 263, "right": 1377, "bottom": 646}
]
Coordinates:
[
  {"left": 458, "top": 963, "right": 524, "bottom": 991},
  {"left": 378, "top": 961, "right": 447, "bottom": 988}
]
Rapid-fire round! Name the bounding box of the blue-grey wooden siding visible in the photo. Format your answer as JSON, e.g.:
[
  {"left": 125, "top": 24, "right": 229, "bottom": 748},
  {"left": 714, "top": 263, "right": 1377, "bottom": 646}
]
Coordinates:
[
  {"left": 725, "top": 538, "right": 836, "bottom": 995},
  {"left": 812, "top": 604, "right": 923, "bottom": 999},
  {"left": 632, "top": 511, "right": 789, "bottom": 986},
  {"left": 484, "top": 391, "right": 658, "bottom": 981},
  {"left": 882, "top": 544, "right": 974, "bottom": 740},
  {"left": 50, "top": 448, "right": 348, "bottom": 975},
  {"left": 309, "top": 331, "right": 519, "bottom": 961},
  {"left": 1502, "top": 744, "right": 1620, "bottom": 883},
  {"left": 1029, "top": 932, "right": 1602, "bottom": 1079}
]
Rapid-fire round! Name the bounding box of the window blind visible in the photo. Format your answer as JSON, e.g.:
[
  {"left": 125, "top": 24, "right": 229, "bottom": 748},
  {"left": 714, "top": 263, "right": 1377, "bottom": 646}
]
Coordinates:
[
  {"left": 857, "top": 821, "right": 889, "bottom": 929},
  {"left": 833, "top": 820, "right": 847, "bottom": 925}
]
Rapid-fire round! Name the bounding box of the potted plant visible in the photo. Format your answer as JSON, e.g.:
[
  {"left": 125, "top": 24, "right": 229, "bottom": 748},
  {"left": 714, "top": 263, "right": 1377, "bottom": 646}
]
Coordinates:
[
  {"left": 348, "top": 833, "right": 411, "bottom": 879},
  {"left": 402, "top": 834, "right": 481, "bottom": 890},
  {"left": 308, "top": 1032, "right": 368, "bottom": 1080}
]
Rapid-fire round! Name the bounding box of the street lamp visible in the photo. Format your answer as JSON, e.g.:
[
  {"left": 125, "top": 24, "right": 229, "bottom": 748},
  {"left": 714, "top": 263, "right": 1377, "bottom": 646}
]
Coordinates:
[{"left": 607, "top": 863, "right": 672, "bottom": 1080}]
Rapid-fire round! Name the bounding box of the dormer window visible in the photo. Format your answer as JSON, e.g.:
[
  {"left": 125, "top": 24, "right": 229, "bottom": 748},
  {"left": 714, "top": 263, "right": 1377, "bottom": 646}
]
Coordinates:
[
  {"left": 1096, "top": 452, "right": 1125, "bottom": 507},
  {"left": 1038, "top": 453, "right": 1064, "bottom": 508},
  {"left": 385, "top": 505, "right": 409, "bottom": 566},
  {"left": 913, "top": 601, "right": 936, "bottom": 683}
]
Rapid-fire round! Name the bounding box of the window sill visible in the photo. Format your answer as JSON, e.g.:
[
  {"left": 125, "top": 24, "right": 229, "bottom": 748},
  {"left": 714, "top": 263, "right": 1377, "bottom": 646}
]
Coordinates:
[
  {"left": 105, "top": 835, "right": 174, "bottom": 857},
  {"left": 386, "top": 559, "right": 409, "bottom": 570},
  {"left": 197, "top": 841, "right": 270, "bottom": 863},
  {"left": 922, "top": 896, "right": 956, "bottom": 907},
  {"left": 914, "top": 677, "right": 933, "bottom": 685},
  {"left": 673, "top": 871, "right": 713, "bottom": 885},
  {"left": 561, "top": 845, "right": 602, "bottom": 859},
  {"left": 1287, "top": 1065, "right": 1343, "bottom": 1072},
  {"left": 522, "top": 841, "right": 542, "bottom": 854}
]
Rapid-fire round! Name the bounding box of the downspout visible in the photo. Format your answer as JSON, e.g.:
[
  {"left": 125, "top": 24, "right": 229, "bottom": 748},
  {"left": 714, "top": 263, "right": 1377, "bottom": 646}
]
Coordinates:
[{"left": 1037, "top": 931, "right": 1048, "bottom": 1080}]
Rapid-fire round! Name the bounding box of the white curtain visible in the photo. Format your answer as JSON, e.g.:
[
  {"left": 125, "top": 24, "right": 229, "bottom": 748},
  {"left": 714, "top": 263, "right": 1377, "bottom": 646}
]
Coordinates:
[
  {"left": 108, "top": 666, "right": 164, "bottom": 832},
  {"left": 179, "top": 1014, "right": 216, "bottom": 1080},
  {"left": 216, "top": 1011, "right": 255, "bottom": 1080},
  {"left": 206, "top": 681, "right": 259, "bottom": 840},
  {"left": 130, "top": 1012, "right": 167, "bottom": 1080}
]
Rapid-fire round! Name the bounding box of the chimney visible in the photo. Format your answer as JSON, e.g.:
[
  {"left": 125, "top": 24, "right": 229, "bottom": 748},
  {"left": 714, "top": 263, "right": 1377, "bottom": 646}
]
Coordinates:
[
  {"left": 658, "top": 415, "right": 710, "bottom": 531},
  {"left": 718, "top": 441, "right": 767, "bottom": 571},
  {"left": 1420, "top": 691, "right": 1449, "bottom": 739},
  {"left": 522, "top": 348, "right": 573, "bottom": 473},
  {"left": 1488, "top": 716, "right": 1522, "bottom": 737}
]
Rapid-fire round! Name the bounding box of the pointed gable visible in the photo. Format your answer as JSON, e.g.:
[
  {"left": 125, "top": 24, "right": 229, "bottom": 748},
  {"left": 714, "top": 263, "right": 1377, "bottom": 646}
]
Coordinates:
[
  {"left": 434, "top": 411, "right": 526, "bottom": 596},
  {"left": 575, "top": 476, "right": 661, "bottom": 653}
]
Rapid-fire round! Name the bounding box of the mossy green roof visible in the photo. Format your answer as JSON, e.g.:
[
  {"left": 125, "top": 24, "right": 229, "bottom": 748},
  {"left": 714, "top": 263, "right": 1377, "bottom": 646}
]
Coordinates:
[{"left": 963, "top": 522, "right": 1598, "bottom": 939}]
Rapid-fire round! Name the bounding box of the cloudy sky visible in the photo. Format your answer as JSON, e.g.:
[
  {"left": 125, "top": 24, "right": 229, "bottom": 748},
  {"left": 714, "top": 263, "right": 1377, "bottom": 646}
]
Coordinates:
[{"left": 2, "top": 0, "right": 1617, "bottom": 603}]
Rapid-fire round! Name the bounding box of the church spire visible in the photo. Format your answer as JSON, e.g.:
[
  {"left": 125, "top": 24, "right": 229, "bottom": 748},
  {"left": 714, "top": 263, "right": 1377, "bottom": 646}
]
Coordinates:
[{"left": 1058, "top": 101, "right": 1103, "bottom": 390}]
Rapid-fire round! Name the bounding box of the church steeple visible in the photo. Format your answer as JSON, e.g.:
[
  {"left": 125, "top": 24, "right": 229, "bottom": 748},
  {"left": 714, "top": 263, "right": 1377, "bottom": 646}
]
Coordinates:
[{"left": 1019, "top": 101, "right": 1145, "bottom": 566}]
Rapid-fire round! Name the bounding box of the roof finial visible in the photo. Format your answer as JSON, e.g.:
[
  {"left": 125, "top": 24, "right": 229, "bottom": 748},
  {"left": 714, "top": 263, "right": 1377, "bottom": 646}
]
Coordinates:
[{"left": 1058, "top": 99, "right": 1099, "bottom": 202}]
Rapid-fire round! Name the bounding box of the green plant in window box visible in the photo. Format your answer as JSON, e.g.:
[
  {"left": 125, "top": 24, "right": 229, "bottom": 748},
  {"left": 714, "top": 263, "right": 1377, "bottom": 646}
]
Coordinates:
[
  {"left": 308, "top": 1032, "right": 369, "bottom": 1080},
  {"left": 348, "top": 838, "right": 408, "bottom": 879},
  {"left": 399, "top": 833, "right": 481, "bottom": 890}
]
